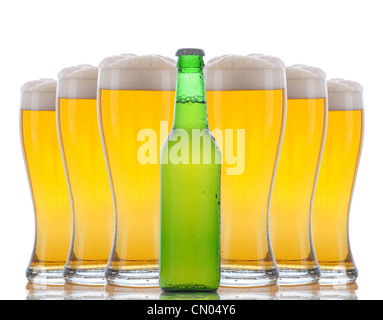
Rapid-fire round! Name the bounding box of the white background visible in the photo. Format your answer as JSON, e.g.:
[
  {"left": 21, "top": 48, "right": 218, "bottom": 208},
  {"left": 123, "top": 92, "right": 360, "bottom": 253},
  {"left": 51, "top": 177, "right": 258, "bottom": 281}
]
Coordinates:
[{"left": 0, "top": 0, "right": 381, "bottom": 300}]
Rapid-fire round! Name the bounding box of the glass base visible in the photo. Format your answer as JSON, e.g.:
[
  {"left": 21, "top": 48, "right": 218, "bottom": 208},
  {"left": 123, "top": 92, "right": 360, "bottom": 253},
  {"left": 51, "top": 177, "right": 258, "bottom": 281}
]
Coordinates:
[
  {"left": 220, "top": 267, "right": 279, "bottom": 287},
  {"left": 319, "top": 268, "right": 358, "bottom": 285},
  {"left": 278, "top": 267, "right": 320, "bottom": 286},
  {"left": 105, "top": 268, "right": 159, "bottom": 287},
  {"left": 26, "top": 268, "right": 65, "bottom": 286},
  {"left": 64, "top": 268, "right": 106, "bottom": 286}
]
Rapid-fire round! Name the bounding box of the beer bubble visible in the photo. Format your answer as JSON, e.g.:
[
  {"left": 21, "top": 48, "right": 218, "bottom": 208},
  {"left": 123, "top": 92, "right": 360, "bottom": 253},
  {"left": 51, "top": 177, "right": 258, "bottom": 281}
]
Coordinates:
[
  {"left": 327, "top": 78, "right": 364, "bottom": 111},
  {"left": 20, "top": 79, "right": 57, "bottom": 111},
  {"left": 99, "top": 54, "right": 177, "bottom": 91},
  {"left": 205, "top": 54, "right": 286, "bottom": 91},
  {"left": 328, "top": 78, "right": 363, "bottom": 93},
  {"left": 57, "top": 64, "right": 98, "bottom": 99},
  {"left": 286, "top": 64, "right": 327, "bottom": 99},
  {"left": 176, "top": 95, "right": 205, "bottom": 104},
  {"left": 58, "top": 64, "right": 98, "bottom": 80},
  {"left": 207, "top": 53, "right": 285, "bottom": 70},
  {"left": 287, "top": 64, "right": 326, "bottom": 80}
]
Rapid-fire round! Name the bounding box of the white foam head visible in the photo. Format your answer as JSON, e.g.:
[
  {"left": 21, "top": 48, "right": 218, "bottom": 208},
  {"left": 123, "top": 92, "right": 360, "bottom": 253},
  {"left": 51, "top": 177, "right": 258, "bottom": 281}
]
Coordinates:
[
  {"left": 286, "top": 64, "right": 327, "bottom": 99},
  {"left": 99, "top": 54, "right": 177, "bottom": 90},
  {"left": 20, "top": 78, "right": 57, "bottom": 110},
  {"left": 57, "top": 64, "right": 98, "bottom": 99},
  {"left": 327, "top": 78, "right": 364, "bottom": 111},
  {"left": 205, "top": 54, "right": 286, "bottom": 90}
]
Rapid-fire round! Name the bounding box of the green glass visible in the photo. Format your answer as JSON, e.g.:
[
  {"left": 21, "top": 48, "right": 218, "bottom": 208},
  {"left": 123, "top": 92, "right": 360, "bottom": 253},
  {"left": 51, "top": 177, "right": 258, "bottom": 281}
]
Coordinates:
[
  {"left": 160, "top": 292, "right": 220, "bottom": 300},
  {"left": 159, "top": 49, "right": 221, "bottom": 292}
]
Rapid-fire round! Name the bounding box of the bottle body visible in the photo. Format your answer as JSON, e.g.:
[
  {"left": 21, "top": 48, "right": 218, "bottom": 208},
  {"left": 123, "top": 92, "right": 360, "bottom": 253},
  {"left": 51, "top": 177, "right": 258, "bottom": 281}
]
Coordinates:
[
  {"left": 160, "top": 127, "right": 221, "bottom": 291},
  {"left": 159, "top": 51, "right": 221, "bottom": 291}
]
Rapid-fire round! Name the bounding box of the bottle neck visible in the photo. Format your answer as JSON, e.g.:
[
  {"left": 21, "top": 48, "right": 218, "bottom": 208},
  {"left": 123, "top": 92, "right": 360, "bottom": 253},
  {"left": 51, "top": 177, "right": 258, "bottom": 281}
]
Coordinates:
[{"left": 173, "top": 56, "right": 208, "bottom": 130}]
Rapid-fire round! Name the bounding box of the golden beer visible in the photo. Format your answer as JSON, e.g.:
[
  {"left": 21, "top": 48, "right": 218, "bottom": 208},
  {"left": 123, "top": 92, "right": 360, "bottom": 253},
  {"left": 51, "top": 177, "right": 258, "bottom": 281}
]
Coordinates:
[
  {"left": 270, "top": 65, "right": 327, "bottom": 285},
  {"left": 21, "top": 79, "right": 72, "bottom": 285},
  {"left": 57, "top": 65, "right": 114, "bottom": 285},
  {"left": 206, "top": 54, "right": 286, "bottom": 286},
  {"left": 312, "top": 79, "right": 364, "bottom": 284},
  {"left": 99, "top": 54, "right": 176, "bottom": 286}
]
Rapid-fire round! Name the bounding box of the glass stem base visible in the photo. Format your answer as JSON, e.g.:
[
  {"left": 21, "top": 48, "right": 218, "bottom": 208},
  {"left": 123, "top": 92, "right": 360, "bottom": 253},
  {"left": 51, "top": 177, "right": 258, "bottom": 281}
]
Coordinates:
[
  {"left": 64, "top": 267, "right": 106, "bottom": 286},
  {"left": 220, "top": 267, "right": 279, "bottom": 287},
  {"left": 26, "top": 268, "right": 65, "bottom": 286},
  {"left": 277, "top": 267, "right": 321, "bottom": 286},
  {"left": 105, "top": 267, "right": 159, "bottom": 287},
  {"left": 319, "top": 268, "right": 358, "bottom": 285}
]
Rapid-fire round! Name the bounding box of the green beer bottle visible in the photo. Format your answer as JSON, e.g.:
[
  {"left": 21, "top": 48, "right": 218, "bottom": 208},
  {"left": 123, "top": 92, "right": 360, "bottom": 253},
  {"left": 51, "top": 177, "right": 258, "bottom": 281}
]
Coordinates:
[{"left": 159, "top": 49, "right": 221, "bottom": 291}]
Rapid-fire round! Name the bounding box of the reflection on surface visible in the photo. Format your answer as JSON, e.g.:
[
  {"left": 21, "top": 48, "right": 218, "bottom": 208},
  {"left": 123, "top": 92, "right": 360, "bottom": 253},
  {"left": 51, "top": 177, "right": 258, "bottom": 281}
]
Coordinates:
[
  {"left": 277, "top": 283, "right": 321, "bottom": 300},
  {"left": 64, "top": 283, "right": 108, "bottom": 300},
  {"left": 218, "top": 284, "right": 278, "bottom": 300},
  {"left": 26, "top": 282, "right": 66, "bottom": 300},
  {"left": 160, "top": 292, "right": 219, "bottom": 300},
  {"left": 105, "top": 284, "right": 162, "bottom": 300},
  {"left": 319, "top": 282, "right": 358, "bottom": 300},
  {"left": 26, "top": 281, "right": 358, "bottom": 300}
]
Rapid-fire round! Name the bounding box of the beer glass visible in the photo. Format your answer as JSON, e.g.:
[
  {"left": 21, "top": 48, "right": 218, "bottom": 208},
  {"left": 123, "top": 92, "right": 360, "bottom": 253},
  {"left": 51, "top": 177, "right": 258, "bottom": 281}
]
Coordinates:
[
  {"left": 21, "top": 79, "right": 72, "bottom": 285},
  {"left": 57, "top": 65, "right": 114, "bottom": 285},
  {"left": 206, "top": 54, "right": 286, "bottom": 286},
  {"left": 312, "top": 78, "right": 364, "bottom": 285},
  {"left": 270, "top": 65, "right": 327, "bottom": 285},
  {"left": 98, "top": 54, "right": 176, "bottom": 286}
]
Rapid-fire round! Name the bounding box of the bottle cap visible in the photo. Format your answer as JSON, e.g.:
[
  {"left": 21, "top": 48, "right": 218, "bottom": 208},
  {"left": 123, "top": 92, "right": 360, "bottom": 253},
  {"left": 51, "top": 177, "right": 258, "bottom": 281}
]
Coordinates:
[{"left": 176, "top": 48, "right": 205, "bottom": 56}]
